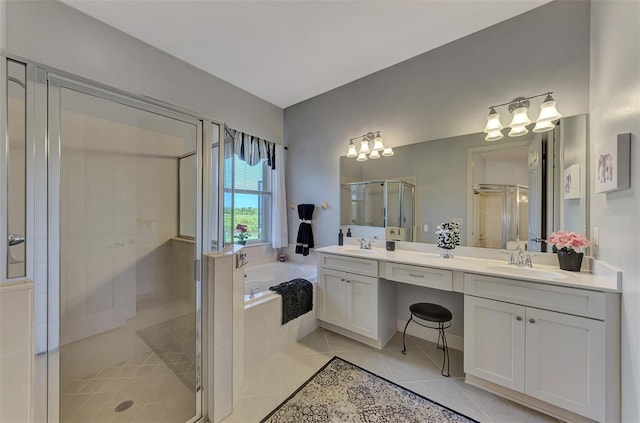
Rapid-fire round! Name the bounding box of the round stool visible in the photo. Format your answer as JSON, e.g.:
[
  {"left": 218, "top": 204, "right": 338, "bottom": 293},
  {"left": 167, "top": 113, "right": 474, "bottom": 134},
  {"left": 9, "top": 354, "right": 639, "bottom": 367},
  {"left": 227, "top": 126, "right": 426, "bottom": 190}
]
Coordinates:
[{"left": 401, "top": 302, "right": 452, "bottom": 377}]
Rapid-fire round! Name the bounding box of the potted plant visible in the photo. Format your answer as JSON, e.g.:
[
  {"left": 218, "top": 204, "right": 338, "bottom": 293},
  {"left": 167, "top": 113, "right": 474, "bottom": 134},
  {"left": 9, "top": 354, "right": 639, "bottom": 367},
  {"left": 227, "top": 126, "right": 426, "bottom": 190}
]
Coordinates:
[
  {"left": 234, "top": 224, "right": 249, "bottom": 245},
  {"left": 546, "top": 231, "right": 589, "bottom": 272}
]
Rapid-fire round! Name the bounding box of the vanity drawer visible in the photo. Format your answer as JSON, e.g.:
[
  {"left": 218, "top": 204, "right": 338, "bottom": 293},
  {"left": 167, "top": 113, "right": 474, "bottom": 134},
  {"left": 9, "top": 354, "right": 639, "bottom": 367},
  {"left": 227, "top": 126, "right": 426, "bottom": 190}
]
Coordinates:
[
  {"left": 318, "top": 253, "right": 378, "bottom": 277},
  {"left": 385, "top": 262, "right": 453, "bottom": 291},
  {"left": 464, "top": 273, "right": 606, "bottom": 320}
]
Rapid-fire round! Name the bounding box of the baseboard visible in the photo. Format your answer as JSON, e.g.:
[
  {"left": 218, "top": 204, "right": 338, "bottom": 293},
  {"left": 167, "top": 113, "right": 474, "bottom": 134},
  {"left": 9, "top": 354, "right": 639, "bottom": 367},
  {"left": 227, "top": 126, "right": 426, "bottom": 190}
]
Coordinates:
[
  {"left": 396, "top": 319, "right": 464, "bottom": 352},
  {"left": 465, "top": 374, "right": 598, "bottom": 423}
]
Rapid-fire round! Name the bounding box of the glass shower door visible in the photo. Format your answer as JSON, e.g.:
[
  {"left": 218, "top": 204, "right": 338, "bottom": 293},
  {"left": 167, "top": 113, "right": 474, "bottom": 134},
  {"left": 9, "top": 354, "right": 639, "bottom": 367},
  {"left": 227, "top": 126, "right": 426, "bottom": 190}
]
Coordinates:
[{"left": 48, "top": 78, "right": 202, "bottom": 423}]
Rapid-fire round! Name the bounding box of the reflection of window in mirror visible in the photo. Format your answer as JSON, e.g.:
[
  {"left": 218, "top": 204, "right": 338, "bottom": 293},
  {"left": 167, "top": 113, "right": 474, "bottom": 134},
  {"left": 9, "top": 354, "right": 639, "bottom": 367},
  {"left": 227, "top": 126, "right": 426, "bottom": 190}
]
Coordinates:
[{"left": 7, "top": 59, "right": 27, "bottom": 279}]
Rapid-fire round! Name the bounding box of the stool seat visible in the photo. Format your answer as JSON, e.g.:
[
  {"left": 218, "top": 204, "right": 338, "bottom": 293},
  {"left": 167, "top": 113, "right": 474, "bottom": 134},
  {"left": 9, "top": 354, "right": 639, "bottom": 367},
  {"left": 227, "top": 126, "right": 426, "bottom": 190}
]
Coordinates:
[
  {"left": 409, "top": 303, "right": 453, "bottom": 323},
  {"left": 402, "top": 302, "right": 452, "bottom": 377}
]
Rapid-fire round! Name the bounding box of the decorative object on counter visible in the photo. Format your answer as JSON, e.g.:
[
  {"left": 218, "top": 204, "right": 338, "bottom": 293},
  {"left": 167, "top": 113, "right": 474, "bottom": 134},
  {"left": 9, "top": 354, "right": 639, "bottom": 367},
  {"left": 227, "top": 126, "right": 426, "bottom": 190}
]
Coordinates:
[
  {"left": 234, "top": 224, "right": 249, "bottom": 245},
  {"left": 295, "top": 204, "right": 315, "bottom": 256},
  {"left": 346, "top": 228, "right": 352, "bottom": 237},
  {"left": 386, "top": 240, "right": 396, "bottom": 251},
  {"left": 278, "top": 254, "right": 287, "bottom": 262},
  {"left": 594, "top": 133, "right": 631, "bottom": 193},
  {"left": 268, "top": 278, "right": 313, "bottom": 325},
  {"left": 547, "top": 231, "right": 589, "bottom": 272},
  {"left": 436, "top": 222, "right": 461, "bottom": 258},
  {"left": 483, "top": 92, "right": 561, "bottom": 141},
  {"left": 345, "top": 130, "right": 394, "bottom": 161},
  {"left": 338, "top": 229, "right": 344, "bottom": 246}
]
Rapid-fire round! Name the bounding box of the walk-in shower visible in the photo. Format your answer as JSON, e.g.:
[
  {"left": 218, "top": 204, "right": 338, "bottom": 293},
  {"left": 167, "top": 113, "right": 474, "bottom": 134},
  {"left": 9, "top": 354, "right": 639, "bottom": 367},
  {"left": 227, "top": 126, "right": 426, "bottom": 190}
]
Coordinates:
[{"left": 0, "top": 56, "right": 225, "bottom": 423}]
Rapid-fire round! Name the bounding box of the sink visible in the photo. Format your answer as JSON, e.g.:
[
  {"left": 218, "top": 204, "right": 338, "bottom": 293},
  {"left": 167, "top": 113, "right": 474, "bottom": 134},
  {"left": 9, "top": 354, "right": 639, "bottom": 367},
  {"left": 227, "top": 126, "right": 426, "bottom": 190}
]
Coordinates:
[
  {"left": 486, "top": 265, "right": 568, "bottom": 280},
  {"left": 340, "top": 247, "right": 378, "bottom": 254}
]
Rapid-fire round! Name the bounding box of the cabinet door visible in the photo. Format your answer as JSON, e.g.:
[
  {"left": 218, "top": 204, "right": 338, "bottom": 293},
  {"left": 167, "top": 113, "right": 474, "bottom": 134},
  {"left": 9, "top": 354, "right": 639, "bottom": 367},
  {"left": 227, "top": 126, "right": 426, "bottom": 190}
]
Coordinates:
[
  {"left": 464, "top": 296, "right": 526, "bottom": 392},
  {"left": 346, "top": 273, "right": 378, "bottom": 339},
  {"left": 525, "top": 308, "right": 605, "bottom": 421},
  {"left": 318, "top": 268, "right": 347, "bottom": 327}
]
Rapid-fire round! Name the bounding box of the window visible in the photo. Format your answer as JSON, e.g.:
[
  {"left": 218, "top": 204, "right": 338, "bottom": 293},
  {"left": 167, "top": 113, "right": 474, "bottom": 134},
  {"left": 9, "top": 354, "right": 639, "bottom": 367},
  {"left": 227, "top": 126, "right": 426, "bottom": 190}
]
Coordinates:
[{"left": 224, "top": 152, "right": 272, "bottom": 245}]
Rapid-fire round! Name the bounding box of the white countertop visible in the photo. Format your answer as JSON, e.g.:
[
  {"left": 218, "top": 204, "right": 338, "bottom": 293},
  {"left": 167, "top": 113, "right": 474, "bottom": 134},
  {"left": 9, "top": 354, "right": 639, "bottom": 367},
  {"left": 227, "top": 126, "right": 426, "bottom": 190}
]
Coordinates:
[{"left": 316, "top": 245, "right": 622, "bottom": 293}]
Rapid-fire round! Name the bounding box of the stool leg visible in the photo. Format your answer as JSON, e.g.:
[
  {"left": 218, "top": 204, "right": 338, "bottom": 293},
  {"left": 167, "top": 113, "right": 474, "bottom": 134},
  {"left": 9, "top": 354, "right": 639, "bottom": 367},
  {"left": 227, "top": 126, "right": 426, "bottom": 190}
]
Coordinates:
[
  {"left": 401, "top": 316, "right": 413, "bottom": 355},
  {"left": 438, "top": 322, "right": 450, "bottom": 377},
  {"left": 436, "top": 327, "right": 443, "bottom": 350}
]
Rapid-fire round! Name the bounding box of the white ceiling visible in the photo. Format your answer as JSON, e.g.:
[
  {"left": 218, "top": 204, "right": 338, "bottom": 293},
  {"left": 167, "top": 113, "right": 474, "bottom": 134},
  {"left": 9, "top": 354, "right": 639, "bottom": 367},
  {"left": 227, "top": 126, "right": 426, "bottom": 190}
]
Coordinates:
[{"left": 61, "top": 0, "right": 551, "bottom": 108}]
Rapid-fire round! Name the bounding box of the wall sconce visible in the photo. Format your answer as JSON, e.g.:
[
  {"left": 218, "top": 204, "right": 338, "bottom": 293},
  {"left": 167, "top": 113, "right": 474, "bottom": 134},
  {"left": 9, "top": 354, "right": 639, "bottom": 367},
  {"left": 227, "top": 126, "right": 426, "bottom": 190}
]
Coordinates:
[
  {"left": 346, "top": 131, "right": 394, "bottom": 161},
  {"left": 483, "top": 92, "right": 561, "bottom": 142}
]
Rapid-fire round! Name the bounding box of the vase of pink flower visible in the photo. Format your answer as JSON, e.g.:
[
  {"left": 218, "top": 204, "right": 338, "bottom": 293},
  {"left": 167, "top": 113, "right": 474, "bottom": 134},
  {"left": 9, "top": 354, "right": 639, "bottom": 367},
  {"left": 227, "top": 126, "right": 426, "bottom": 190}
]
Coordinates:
[
  {"left": 234, "top": 224, "right": 249, "bottom": 245},
  {"left": 546, "top": 231, "right": 589, "bottom": 272}
]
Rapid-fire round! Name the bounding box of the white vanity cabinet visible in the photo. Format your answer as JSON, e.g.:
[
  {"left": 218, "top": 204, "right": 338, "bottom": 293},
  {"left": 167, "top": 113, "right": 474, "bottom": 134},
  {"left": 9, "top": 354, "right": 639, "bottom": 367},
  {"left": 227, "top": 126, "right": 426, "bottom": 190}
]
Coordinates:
[
  {"left": 317, "top": 253, "right": 397, "bottom": 348},
  {"left": 464, "top": 273, "right": 615, "bottom": 422}
]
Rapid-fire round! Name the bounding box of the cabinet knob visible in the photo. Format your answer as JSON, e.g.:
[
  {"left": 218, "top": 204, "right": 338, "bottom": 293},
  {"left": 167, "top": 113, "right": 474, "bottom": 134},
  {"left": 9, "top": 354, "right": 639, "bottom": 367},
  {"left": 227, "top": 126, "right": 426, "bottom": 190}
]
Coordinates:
[
  {"left": 529, "top": 318, "right": 536, "bottom": 324},
  {"left": 515, "top": 316, "right": 523, "bottom": 321},
  {"left": 341, "top": 278, "right": 345, "bottom": 282},
  {"left": 346, "top": 279, "right": 351, "bottom": 283}
]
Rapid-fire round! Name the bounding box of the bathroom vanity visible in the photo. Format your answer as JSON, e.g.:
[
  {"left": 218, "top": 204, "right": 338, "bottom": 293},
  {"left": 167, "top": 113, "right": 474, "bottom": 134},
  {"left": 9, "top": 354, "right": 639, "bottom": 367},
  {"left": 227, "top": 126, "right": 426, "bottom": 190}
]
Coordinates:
[{"left": 316, "top": 245, "right": 621, "bottom": 423}]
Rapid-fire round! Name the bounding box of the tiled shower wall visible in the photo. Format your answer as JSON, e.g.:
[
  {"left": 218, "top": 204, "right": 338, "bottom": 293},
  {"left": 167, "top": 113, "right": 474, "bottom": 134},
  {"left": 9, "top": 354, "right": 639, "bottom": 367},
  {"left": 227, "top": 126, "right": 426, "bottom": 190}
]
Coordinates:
[{"left": 59, "top": 109, "right": 194, "bottom": 383}]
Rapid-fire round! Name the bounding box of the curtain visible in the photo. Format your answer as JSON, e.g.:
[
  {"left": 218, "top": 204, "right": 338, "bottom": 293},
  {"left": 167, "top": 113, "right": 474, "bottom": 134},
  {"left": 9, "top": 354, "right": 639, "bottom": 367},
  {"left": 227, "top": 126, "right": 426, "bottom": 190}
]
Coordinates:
[
  {"left": 271, "top": 144, "right": 289, "bottom": 249},
  {"left": 233, "top": 130, "right": 275, "bottom": 169}
]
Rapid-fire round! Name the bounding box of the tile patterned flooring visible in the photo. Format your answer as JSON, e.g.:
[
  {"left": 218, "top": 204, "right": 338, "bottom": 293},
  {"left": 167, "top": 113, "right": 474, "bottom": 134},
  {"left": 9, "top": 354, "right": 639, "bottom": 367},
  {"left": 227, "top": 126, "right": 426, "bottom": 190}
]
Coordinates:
[
  {"left": 222, "top": 328, "right": 560, "bottom": 423},
  {"left": 60, "top": 348, "right": 194, "bottom": 423}
]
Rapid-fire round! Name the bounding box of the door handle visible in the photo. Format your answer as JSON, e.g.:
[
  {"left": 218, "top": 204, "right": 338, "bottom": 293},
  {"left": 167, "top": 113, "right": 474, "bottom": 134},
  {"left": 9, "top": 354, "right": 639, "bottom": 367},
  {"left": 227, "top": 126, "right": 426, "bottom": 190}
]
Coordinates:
[
  {"left": 8, "top": 234, "right": 25, "bottom": 246},
  {"left": 408, "top": 273, "right": 424, "bottom": 278}
]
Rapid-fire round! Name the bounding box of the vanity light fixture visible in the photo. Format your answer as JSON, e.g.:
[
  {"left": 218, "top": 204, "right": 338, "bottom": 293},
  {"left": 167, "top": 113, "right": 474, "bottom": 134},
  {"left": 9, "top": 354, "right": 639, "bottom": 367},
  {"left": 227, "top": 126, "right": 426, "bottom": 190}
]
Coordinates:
[
  {"left": 483, "top": 92, "right": 561, "bottom": 141},
  {"left": 346, "top": 131, "right": 394, "bottom": 161}
]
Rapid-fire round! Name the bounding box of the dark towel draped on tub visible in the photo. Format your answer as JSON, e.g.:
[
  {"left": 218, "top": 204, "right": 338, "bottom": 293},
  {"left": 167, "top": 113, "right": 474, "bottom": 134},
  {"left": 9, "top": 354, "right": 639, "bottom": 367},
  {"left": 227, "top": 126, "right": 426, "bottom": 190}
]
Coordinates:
[
  {"left": 295, "top": 204, "right": 314, "bottom": 256},
  {"left": 269, "top": 278, "right": 313, "bottom": 325}
]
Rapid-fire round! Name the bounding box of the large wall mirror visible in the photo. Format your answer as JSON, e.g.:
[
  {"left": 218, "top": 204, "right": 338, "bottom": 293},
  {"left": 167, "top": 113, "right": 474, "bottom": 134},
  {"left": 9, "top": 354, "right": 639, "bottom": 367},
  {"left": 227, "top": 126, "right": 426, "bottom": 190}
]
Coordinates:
[{"left": 340, "top": 114, "right": 588, "bottom": 252}]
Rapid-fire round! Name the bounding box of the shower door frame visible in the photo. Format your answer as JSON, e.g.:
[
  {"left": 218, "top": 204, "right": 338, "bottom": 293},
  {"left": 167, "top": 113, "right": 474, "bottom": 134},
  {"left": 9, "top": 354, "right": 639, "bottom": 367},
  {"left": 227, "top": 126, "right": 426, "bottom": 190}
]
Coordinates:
[{"left": 44, "top": 71, "right": 209, "bottom": 423}]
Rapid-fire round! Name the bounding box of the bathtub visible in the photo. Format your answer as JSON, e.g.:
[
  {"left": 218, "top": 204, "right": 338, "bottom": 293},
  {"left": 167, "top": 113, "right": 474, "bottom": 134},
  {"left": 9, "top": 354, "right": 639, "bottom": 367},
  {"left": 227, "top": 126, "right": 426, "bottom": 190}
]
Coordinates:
[
  {"left": 243, "top": 262, "right": 317, "bottom": 307},
  {"left": 242, "top": 262, "right": 319, "bottom": 370}
]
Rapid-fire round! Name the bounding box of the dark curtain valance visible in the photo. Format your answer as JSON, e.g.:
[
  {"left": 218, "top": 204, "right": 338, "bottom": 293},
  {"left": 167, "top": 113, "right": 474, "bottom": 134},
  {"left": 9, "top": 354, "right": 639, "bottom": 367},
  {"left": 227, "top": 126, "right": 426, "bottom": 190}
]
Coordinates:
[{"left": 230, "top": 129, "right": 276, "bottom": 169}]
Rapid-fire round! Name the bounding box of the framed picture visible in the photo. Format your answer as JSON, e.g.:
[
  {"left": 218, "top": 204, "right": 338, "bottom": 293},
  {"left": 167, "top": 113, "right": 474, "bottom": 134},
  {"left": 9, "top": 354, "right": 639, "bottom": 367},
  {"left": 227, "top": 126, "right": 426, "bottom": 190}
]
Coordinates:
[
  {"left": 563, "top": 164, "right": 580, "bottom": 199},
  {"left": 595, "top": 133, "right": 631, "bottom": 193}
]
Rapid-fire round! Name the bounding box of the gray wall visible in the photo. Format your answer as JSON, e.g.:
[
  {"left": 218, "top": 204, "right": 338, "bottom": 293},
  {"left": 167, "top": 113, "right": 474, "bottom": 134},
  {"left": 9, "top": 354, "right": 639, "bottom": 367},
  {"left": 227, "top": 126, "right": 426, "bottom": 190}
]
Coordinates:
[
  {"left": 285, "top": 0, "right": 590, "bottom": 248},
  {"left": 4, "top": 0, "right": 283, "bottom": 143},
  {"left": 589, "top": 1, "right": 640, "bottom": 421}
]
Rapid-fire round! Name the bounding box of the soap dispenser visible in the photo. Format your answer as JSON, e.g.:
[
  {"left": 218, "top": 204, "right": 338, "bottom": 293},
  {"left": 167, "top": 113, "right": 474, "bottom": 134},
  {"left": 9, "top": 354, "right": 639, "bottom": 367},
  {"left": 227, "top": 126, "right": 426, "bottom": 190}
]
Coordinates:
[
  {"left": 346, "top": 228, "right": 352, "bottom": 237},
  {"left": 338, "top": 229, "right": 344, "bottom": 246}
]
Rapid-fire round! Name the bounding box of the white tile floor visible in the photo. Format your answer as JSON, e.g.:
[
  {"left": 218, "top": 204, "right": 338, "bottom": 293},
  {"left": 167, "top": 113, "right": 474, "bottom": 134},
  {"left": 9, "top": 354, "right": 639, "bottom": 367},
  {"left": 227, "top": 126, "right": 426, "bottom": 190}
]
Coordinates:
[
  {"left": 59, "top": 349, "right": 194, "bottom": 423},
  {"left": 221, "top": 328, "right": 559, "bottom": 423}
]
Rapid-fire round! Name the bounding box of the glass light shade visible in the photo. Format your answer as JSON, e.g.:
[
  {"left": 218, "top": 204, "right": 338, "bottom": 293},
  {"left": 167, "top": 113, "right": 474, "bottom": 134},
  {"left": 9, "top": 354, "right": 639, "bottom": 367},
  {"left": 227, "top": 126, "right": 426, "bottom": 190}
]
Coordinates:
[
  {"left": 508, "top": 125, "right": 529, "bottom": 137},
  {"left": 485, "top": 130, "right": 504, "bottom": 142},
  {"left": 381, "top": 147, "right": 394, "bottom": 157},
  {"left": 483, "top": 109, "right": 504, "bottom": 133},
  {"left": 369, "top": 150, "right": 381, "bottom": 159},
  {"left": 346, "top": 142, "right": 358, "bottom": 157},
  {"left": 509, "top": 106, "right": 531, "bottom": 127},
  {"left": 372, "top": 134, "right": 384, "bottom": 151},
  {"left": 536, "top": 97, "right": 561, "bottom": 122},
  {"left": 356, "top": 153, "right": 368, "bottom": 161},
  {"left": 359, "top": 139, "right": 370, "bottom": 155},
  {"left": 533, "top": 119, "right": 555, "bottom": 133}
]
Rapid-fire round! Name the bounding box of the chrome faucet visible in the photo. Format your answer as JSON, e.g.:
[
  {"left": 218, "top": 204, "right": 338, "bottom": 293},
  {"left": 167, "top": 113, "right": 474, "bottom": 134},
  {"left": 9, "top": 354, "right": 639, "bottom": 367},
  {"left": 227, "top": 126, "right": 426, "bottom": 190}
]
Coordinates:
[
  {"left": 506, "top": 246, "right": 533, "bottom": 268},
  {"left": 357, "top": 238, "right": 373, "bottom": 249},
  {"left": 249, "top": 286, "right": 260, "bottom": 298}
]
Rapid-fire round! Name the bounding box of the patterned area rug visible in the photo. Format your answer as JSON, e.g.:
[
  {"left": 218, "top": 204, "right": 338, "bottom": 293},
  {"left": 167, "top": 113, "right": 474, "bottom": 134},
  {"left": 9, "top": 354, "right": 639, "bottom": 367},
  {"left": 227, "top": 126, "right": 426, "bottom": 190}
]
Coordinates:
[{"left": 261, "top": 356, "right": 479, "bottom": 423}]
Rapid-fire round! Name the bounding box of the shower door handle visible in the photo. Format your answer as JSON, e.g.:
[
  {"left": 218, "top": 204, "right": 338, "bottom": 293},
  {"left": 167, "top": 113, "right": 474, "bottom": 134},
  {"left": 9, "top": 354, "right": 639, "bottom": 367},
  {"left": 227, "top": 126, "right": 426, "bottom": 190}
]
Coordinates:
[
  {"left": 193, "top": 258, "right": 201, "bottom": 281},
  {"left": 8, "top": 234, "right": 25, "bottom": 246}
]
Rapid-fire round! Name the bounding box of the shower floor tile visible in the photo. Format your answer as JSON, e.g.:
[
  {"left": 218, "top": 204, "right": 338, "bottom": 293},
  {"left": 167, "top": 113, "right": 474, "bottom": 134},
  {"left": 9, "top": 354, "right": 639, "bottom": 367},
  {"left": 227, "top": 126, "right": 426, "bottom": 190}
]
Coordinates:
[{"left": 60, "top": 350, "right": 194, "bottom": 423}]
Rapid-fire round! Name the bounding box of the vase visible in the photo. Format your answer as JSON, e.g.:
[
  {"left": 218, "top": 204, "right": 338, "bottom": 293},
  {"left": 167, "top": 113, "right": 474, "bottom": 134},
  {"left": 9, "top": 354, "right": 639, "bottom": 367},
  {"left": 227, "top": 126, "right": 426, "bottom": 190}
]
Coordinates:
[
  {"left": 439, "top": 247, "right": 454, "bottom": 259},
  {"left": 557, "top": 250, "right": 584, "bottom": 272},
  {"left": 238, "top": 240, "right": 246, "bottom": 246}
]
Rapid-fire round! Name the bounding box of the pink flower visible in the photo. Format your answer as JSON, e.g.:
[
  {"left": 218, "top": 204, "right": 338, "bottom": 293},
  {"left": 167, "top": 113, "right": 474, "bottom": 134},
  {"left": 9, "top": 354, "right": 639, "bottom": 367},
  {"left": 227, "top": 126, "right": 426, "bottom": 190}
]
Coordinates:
[{"left": 547, "top": 231, "right": 589, "bottom": 252}]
